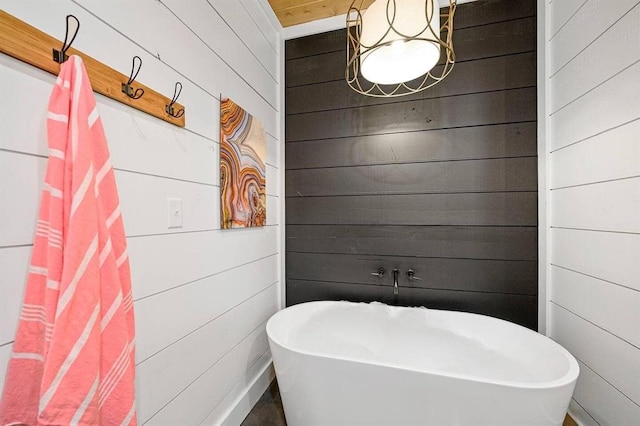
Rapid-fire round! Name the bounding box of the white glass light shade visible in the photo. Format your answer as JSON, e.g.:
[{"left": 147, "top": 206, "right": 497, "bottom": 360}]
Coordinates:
[{"left": 360, "top": 0, "right": 441, "bottom": 85}]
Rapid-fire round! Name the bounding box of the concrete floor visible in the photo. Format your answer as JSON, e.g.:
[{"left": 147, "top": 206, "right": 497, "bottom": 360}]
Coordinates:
[{"left": 241, "top": 380, "right": 286, "bottom": 426}]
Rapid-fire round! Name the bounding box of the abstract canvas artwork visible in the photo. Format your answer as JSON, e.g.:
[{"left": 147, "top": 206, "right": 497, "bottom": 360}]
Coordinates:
[{"left": 220, "top": 97, "right": 266, "bottom": 229}]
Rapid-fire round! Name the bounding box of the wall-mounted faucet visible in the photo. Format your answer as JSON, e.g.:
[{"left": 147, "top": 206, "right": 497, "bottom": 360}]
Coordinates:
[
  {"left": 371, "top": 267, "right": 398, "bottom": 296},
  {"left": 407, "top": 269, "right": 422, "bottom": 281},
  {"left": 371, "top": 267, "right": 385, "bottom": 278},
  {"left": 371, "top": 268, "right": 419, "bottom": 296},
  {"left": 393, "top": 269, "right": 399, "bottom": 295}
]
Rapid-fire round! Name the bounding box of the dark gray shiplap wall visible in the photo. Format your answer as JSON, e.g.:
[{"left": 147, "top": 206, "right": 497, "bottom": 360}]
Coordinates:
[{"left": 284, "top": 0, "right": 538, "bottom": 329}]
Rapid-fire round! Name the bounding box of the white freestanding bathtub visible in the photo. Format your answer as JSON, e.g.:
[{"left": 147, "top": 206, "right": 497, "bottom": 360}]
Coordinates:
[{"left": 266, "top": 301, "right": 578, "bottom": 426}]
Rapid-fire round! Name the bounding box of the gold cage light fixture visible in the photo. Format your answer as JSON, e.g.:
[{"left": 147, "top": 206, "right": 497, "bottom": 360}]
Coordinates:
[{"left": 346, "top": 0, "right": 457, "bottom": 97}]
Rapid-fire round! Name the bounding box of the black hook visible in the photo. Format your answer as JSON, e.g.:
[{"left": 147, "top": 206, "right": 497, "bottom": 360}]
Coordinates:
[
  {"left": 166, "top": 82, "right": 184, "bottom": 118},
  {"left": 53, "top": 15, "right": 80, "bottom": 64},
  {"left": 121, "top": 56, "right": 144, "bottom": 99}
]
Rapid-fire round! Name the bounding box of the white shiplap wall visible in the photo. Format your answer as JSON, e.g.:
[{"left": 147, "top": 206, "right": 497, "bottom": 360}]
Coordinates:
[
  {"left": 0, "top": 0, "right": 283, "bottom": 424},
  {"left": 546, "top": 0, "right": 640, "bottom": 424}
]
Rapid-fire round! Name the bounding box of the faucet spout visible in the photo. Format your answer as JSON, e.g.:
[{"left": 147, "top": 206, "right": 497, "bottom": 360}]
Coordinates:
[{"left": 393, "top": 269, "right": 399, "bottom": 295}]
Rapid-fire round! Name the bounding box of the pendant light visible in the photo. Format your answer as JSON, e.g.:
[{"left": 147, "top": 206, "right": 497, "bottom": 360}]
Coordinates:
[{"left": 347, "top": 0, "right": 456, "bottom": 97}]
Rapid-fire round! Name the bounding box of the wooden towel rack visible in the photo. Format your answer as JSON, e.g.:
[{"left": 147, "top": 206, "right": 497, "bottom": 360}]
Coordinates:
[{"left": 0, "top": 10, "right": 186, "bottom": 128}]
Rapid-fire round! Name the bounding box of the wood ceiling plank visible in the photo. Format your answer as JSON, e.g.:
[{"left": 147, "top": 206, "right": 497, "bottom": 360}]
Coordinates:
[
  {"left": 269, "top": 0, "right": 324, "bottom": 12},
  {"left": 269, "top": 0, "right": 375, "bottom": 27},
  {"left": 269, "top": 0, "right": 475, "bottom": 28}
]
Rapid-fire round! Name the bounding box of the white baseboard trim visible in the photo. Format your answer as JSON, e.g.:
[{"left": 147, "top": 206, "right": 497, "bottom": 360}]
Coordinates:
[
  {"left": 567, "top": 411, "right": 585, "bottom": 426},
  {"left": 202, "top": 352, "right": 275, "bottom": 426},
  {"left": 283, "top": 13, "right": 346, "bottom": 40},
  {"left": 567, "top": 400, "right": 591, "bottom": 426}
]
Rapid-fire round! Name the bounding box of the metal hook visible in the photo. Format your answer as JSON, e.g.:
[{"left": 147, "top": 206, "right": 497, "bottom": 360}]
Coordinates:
[
  {"left": 166, "top": 82, "right": 184, "bottom": 118},
  {"left": 121, "top": 56, "right": 145, "bottom": 99},
  {"left": 53, "top": 15, "right": 80, "bottom": 64}
]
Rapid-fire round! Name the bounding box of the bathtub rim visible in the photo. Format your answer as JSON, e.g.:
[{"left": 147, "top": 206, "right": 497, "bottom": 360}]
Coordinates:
[{"left": 266, "top": 300, "right": 580, "bottom": 391}]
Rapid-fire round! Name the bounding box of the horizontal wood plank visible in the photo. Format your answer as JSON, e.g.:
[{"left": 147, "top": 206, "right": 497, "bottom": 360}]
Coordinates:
[
  {"left": 551, "top": 228, "right": 640, "bottom": 292},
  {"left": 128, "top": 228, "right": 278, "bottom": 300},
  {"left": 0, "top": 56, "right": 218, "bottom": 184},
  {"left": 286, "top": 192, "right": 537, "bottom": 226},
  {"left": 144, "top": 324, "right": 270, "bottom": 425},
  {"left": 274, "top": 0, "right": 531, "bottom": 30},
  {"left": 550, "top": 266, "right": 640, "bottom": 348},
  {"left": 286, "top": 279, "right": 537, "bottom": 329},
  {"left": 286, "top": 122, "right": 537, "bottom": 169},
  {"left": 549, "top": 0, "right": 586, "bottom": 38},
  {"left": 570, "top": 359, "right": 640, "bottom": 425},
  {"left": 0, "top": 152, "right": 220, "bottom": 247},
  {"left": 550, "top": 3, "right": 640, "bottom": 114},
  {"left": 0, "top": 10, "right": 186, "bottom": 127},
  {"left": 286, "top": 18, "right": 536, "bottom": 87},
  {"left": 550, "top": 303, "right": 640, "bottom": 404},
  {"left": 2, "top": 1, "right": 282, "bottom": 425},
  {"left": 451, "top": 0, "right": 536, "bottom": 29},
  {"left": 0, "top": 246, "right": 30, "bottom": 345},
  {"left": 136, "top": 283, "right": 278, "bottom": 422},
  {"left": 237, "top": 0, "right": 279, "bottom": 52},
  {"left": 284, "top": 0, "right": 536, "bottom": 59},
  {"left": 551, "top": 177, "right": 640, "bottom": 233},
  {"left": 550, "top": 56, "right": 640, "bottom": 152},
  {"left": 285, "top": 28, "right": 346, "bottom": 60},
  {"left": 200, "top": 351, "right": 274, "bottom": 426},
  {"left": 67, "top": 0, "right": 278, "bottom": 134},
  {"left": 286, "top": 87, "right": 537, "bottom": 141},
  {"left": 550, "top": 119, "right": 640, "bottom": 189},
  {"left": 287, "top": 225, "right": 537, "bottom": 261},
  {"left": 286, "top": 157, "right": 538, "bottom": 196},
  {"left": 285, "top": 50, "right": 341, "bottom": 87},
  {"left": 286, "top": 252, "right": 537, "bottom": 295},
  {"left": 162, "top": 0, "right": 278, "bottom": 94},
  {"left": 549, "top": 0, "right": 638, "bottom": 75},
  {"left": 210, "top": 0, "right": 279, "bottom": 77},
  {"left": 135, "top": 256, "right": 277, "bottom": 363},
  {"left": 286, "top": 52, "right": 536, "bottom": 114},
  {"left": 284, "top": 0, "right": 538, "bottom": 334},
  {"left": 272, "top": 0, "right": 376, "bottom": 29}
]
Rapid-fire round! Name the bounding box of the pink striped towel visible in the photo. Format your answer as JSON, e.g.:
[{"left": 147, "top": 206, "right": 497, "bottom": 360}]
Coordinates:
[{"left": 0, "top": 56, "right": 136, "bottom": 425}]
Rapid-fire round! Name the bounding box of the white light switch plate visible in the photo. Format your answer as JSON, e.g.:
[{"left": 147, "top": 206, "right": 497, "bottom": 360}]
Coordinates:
[{"left": 167, "top": 198, "right": 183, "bottom": 228}]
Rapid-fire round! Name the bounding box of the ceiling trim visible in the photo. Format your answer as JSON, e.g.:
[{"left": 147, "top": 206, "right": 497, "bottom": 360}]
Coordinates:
[
  {"left": 282, "top": 0, "right": 478, "bottom": 40},
  {"left": 283, "top": 13, "right": 346, "bottom": 39}
]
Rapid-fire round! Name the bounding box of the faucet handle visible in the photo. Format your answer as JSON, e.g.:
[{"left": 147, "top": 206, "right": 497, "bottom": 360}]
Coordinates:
[
  {"left": 407, "top": 269, "right": 422, "bottom": 281},
  {"left": 371, "top": 268, "right": 385, "bottom": 278}
]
